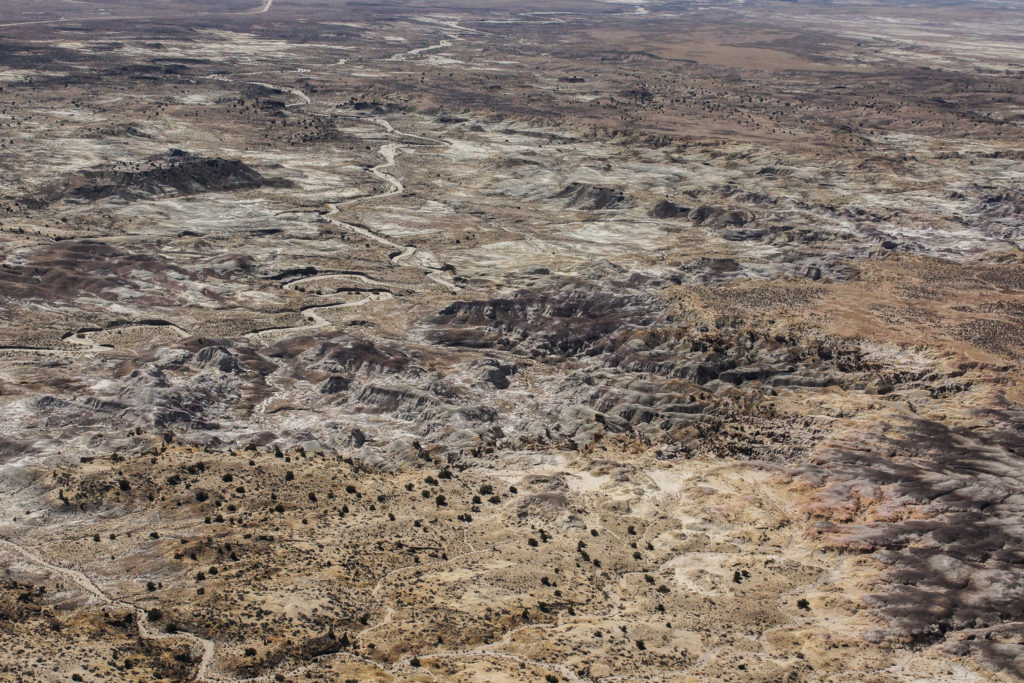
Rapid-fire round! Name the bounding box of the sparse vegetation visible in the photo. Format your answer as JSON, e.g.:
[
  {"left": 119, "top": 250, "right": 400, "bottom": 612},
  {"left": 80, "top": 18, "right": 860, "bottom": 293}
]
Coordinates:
[{"left": 1, "top": 2, "right": 1021, "bottom": 681}]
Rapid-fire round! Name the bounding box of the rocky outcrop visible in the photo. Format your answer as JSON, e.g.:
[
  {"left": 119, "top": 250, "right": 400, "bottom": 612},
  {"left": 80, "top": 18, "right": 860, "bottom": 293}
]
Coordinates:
[
  {"left": 31, "top": 150, "right": 290, "bottom": 204},
  {"left": 690, "top": 205, "right": 755, "bottom": 228},
  {"left": 429, "top": 288, "right": 652, "bottom": 357},
  {"left": 269, "top": 335, "right": 409, "bottom": 375},
  {"left": 800, "top": 412, "right": 1024, "bottom": 673},
  {"left": 970, "top": 188, "right": 1024, "bottom": 249},
  {"left": 555, "top": 182, "right": 631, "bottom": 210},
  {"left": 0, "top": 240, "right": 183, "bottom": 304},
  {"left": 473, "top": 358, "right": 517, "bottom": 389},
  {"left": 649, "top": 199, "right": 689, "bottom": 219}
]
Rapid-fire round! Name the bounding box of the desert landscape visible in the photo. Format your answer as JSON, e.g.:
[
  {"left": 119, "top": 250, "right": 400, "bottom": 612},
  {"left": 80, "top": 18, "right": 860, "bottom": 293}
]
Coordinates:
[{"left": 1, "top": 0, "right": 1024, "bottom": 680}]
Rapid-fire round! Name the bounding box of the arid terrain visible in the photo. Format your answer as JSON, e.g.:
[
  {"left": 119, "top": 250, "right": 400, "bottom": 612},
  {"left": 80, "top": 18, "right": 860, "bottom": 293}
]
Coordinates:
[{"left": 1, "top": 0, "right": 1024, "bottom": 680}]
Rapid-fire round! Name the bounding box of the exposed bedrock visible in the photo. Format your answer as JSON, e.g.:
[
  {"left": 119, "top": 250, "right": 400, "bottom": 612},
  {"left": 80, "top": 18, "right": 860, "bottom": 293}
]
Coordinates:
[
  {"left": 422, "top": 283, "right": 1024, "bottom": 670},
  {"left": 554, "top": 182, "right": 632, "bottom": 210},
  {"left": 799, "top": 412, "right": 1024, "bottom": 677},
  {"left": 28, "top": 149, "right": 290, "bottom": 205},
  {"left": 428, "top": 287, "right": 654, "bottom": 357},
  {"left": 648, "top": 199, "right": 690, "bottom": 219}
]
